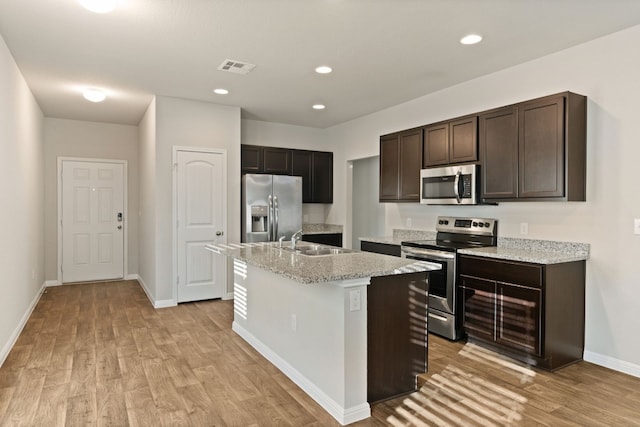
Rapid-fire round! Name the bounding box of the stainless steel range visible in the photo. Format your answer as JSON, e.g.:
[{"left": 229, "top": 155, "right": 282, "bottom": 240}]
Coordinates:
[{"left": 401, "top": 216, "right": 497, "bottom": 340}]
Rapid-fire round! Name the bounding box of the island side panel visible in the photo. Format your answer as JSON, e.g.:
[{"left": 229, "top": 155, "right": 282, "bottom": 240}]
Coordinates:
[
  {"left": 231, "top": 259, "right": 370, "bottom": 424},
  {"left": 367, "top": 271, "right": 429, "bottom": 403}
]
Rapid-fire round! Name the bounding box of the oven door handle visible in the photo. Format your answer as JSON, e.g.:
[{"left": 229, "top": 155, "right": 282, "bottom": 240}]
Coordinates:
[{"left": 401, "top": 247, "right": 456, "bottom": 260}]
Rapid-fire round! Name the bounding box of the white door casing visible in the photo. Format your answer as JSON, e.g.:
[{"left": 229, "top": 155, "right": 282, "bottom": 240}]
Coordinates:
[
  {"left": 175, "top": 148, "right": 226, "bottom": 303},
  {"left": 59, "top": 159, "right": 126, "bottom": 283}
]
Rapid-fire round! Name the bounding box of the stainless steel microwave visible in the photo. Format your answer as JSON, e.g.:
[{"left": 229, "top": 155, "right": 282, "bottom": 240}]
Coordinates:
[{"left": 420, "top": 164, "right": 478, "bottom": 205}]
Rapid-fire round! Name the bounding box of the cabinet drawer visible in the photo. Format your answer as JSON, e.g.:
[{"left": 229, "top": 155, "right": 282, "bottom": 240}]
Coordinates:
[{"left": 458, "top": 255, "right": 542, "bottom": 288}]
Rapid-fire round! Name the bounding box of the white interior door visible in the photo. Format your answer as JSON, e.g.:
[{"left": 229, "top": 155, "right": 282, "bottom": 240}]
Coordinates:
[
  {"left": 61, "top": 160, "right": 125, "bottom": 283},
  {"left": 176, "top": 149, "right": 226, "bottom": 302}
]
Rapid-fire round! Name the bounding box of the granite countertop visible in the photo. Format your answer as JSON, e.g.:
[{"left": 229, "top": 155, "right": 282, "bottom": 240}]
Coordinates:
[
  {"left": 302, "top": 223, "right": 343, "bottom": 235},
  {"left": 206, "top": 242, "right": 440, "bottom": 284},
  {"left": 459, "top": 237, "right": 590, "bottom": 264},
  {"left": 359, "top": 228, "right": 437, "bottom": 246}
]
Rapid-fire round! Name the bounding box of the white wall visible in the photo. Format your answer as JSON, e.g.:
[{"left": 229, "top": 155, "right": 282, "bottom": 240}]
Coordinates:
[
  {"left": 151, "top": 96, "right": 241, "bottom": 303},
  {"left": 138, "top": 98, "right": 157, "bottom": 298},
  {"left": 0, "top": 34, "right": 45, "bottom": 364},
  {"left": 326, "top": 24, "right": 640, "bottom": 373},
  {"left": 43, "top": 118, "right": 139, "bottom": 281}
]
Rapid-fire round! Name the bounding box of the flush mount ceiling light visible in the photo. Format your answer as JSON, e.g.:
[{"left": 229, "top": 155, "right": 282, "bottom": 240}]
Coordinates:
[
  {"left": 78, "top": 0, "right": 117, "bottom": 13},
  {"left": 83, "top": 88, "right": 106, "bottom": 103},
  {"left": 315, "top": 66, "right": 333, "bottom": 74},
  {"left": 213, "top": 88, "right": 229, "bottom": 95},
  {"left": 460, "top": 34, "right": 483, "bottom": 45},
  {"left": 312, "top": 104, "right": 326, "bottom": 110}
]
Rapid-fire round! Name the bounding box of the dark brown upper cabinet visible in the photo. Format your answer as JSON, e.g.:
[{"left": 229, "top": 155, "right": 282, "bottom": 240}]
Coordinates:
[
  {"left": 291, "top": 150, "right": 333, "bottom": 203},
  {"left": 240, "top": 144, "right": 263, "bottom": 173},
  {"left": 241, "top": 144, "right": 291, "bottom": 174},
  {"left": 262, "top": 147, "right": 291, "bottom": 174},
  {"left": 423, "top": 116, "right": 478, "bottom": 167},
  {"left": 479, "top": 92, "right": 586, "bottom": 202},
  {"left": 379, "top": 128, "right": 423, "bottom": 202}
]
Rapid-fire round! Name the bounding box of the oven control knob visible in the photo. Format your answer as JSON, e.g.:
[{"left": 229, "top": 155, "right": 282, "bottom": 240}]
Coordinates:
[
  {"left": 438, "top": 220, "right": 444, "bottom": 224},
  {"left": 484, "top": 222, "right": 490, "bottom": 228},
  {"left": 478, "top": 222, "right": 484, "bottom": 227},
  {"left": 472, "top": 221, "right": 478, "bottom": 227},
  {"left": 444, "top": 220, "right": 449, "bottom": 225}
]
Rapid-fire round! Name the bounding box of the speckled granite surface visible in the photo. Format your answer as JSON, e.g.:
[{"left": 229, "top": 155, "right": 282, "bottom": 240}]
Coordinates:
[
  {"left": 206, "top": 242, "right": 440, "bottom": 284},
  {"left": 459, "top": 238, "right": 590, "bottom": 264},
  {"left": 359, "top": 228, "right": 437, "bottom": 246},
  {"left": 302, "top": 223, "right": 343, "bottom": 235}
]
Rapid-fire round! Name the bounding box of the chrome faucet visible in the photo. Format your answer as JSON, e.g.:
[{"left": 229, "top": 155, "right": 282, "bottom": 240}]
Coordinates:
[
  {"left": 278, "top": 235, "right": 286, "bottom": 248},
  {"left": 291, "top": 229, "right": 303, "bottom": 249}
]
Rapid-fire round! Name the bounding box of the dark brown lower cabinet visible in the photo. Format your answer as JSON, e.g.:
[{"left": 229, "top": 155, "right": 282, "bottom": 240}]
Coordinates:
[
  {"left": 459, "top": 255, "right": 584, "bottom": 371},
  {"left": 360, "top": 241, "right": 401, "bottom": 257},
  {"left": 301, "top": 232, "right": 342, "bottom": 247},
  {"left": 367, "top": 271, "right": 428, "bottom": 403}
]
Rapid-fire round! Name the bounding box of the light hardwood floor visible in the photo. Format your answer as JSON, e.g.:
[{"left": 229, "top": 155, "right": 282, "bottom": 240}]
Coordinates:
[{"left": 0, "top": 280, "right": 639, "bottom": 426}]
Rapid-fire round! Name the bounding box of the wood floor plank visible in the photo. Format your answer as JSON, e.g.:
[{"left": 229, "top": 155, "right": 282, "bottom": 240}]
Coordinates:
[
  {"left": 31, "top": 383, "right": 69, "bottom": 426},
  {"left": 2, "top": 280, "right": 640, "bottom": 426}
]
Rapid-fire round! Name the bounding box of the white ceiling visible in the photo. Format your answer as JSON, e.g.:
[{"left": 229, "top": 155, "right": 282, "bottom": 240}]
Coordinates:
[{"left": 1, "top": 0, "right": 640, "bottom": 128}]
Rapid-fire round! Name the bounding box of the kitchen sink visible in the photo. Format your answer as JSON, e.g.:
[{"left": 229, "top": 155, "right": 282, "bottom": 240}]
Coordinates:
[{"left": 278, "top": 243, "right": 356, "bottom": 256}]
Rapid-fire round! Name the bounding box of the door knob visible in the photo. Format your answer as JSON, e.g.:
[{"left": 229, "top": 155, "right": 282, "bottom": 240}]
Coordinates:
[
  {"left": 216, "top": 231, "right": 223, "bottom": 236},
  {"left": 117, "top": 225, "right": 122, "bottom": 230}
]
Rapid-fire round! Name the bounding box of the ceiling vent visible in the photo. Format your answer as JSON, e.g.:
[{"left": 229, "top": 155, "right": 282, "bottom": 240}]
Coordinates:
[{"left": 217, "top": 59, "right": 256, "bottom": 75}]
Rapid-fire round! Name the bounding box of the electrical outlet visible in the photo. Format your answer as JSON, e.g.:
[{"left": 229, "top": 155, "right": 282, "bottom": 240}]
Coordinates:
[
  {"left": 634, "top": 218, "right": 640, "bottom": 235},
  {"left": 349, "top": 290, "right": 361, "bottom": 311},
  {"left": 520, "top": 222, "right": 529, "bottom": 235},
  {"left": 303, "top": 214, "right": 309, "bottom": 223},
  {"left": 291, "top": 314, "right": 297, "bottom": 332},
  {"left": 406, "top": 217, "right": 412, "bottom": 228}
]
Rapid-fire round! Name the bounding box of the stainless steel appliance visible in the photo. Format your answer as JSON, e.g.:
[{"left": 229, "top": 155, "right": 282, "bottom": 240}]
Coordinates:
[
  {"left": 420, "top": 164, "right": 479, "bottom": 205},
  {"left": 401, "top": 216, "right": 497, "bottom": 340},
  {"left": 241, "top": 174, "right": 302, "bottom": 243}
]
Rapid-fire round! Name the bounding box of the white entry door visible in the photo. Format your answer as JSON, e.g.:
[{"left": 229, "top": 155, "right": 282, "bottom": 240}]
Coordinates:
[
  {"left": 61, "top": 160, "right": 125, "bottom": 283},
  {"left": 176, "top": 149, "right": 226, "bottom": 302}
]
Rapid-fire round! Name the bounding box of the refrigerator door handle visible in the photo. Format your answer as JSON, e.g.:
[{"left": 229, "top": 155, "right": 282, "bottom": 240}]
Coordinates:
[
  {"left": 268, "top": 194, "right": 274, "bottom": 241},
  {"left": 273, "top": 196, "right": 279, "bottom": 240}
]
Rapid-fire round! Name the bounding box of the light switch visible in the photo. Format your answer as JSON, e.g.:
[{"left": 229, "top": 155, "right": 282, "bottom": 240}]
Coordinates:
[
  {"left": 520, "top": 222, "right": 529, "bottom": 235},
  {"left": 634, "top": 218, "right": 640, "bottom": 235}
]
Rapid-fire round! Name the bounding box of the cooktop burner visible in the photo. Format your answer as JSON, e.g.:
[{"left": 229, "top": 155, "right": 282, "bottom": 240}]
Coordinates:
[{"left": 401, "top": 216, "right": 498, "bottom": 252}]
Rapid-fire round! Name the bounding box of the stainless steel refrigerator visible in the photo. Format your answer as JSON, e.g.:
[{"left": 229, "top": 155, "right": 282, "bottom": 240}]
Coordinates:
[{"left": 241, "top": 174, "right": 302, "bottom": 243}]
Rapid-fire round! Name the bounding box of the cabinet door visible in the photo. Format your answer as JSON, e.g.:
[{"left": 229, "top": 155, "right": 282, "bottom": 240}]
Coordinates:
[
  {"left": 291, "top": 150, "right": 313, "bottom": 203},
  {"left": 461, "top": 276, "right": 496, "bottom": 342},
  {"left": 450, "top": 116, "right": 478, "bottom": 164},
  {"left": 423, "top": 123, "right": 449, "bottom": 167},
  {"left": 496, "top": 282, "right": 541, "bottom": 356},
  {"left": 519, "top": 96, "right": 565, "bottom": 198},
  {"left": 379, "top": 135, "right": 400, "bottom": 201},
  {"left": 398, "top": 129, "right": 422, "bottom": 201},
  {"left": 312, "top": 151, "right": 333, "bottom": 203},
  {"left": 302, "top": 233, "right": 342, "bottom": 247},
  {"left": 263, "top": 147, "right": 291, "bottom": 174},
  {"left": 479, "top": 107, "right": 519, "bottom": 199},
  {"left": 241, "top": 145, "right": 263, "bottom": 173}
]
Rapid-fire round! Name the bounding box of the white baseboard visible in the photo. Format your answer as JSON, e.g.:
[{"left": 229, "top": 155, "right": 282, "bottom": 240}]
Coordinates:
[
  {"left": 136, "top": 275, "right": 177, "bottom": 309},
  {"left": 223, "top": 291, "right": 234, "bottom": 300},
  {"left": 0, "top": 282, "right": 47, "bottom": 367},
  {"left": 45, "top": 280, "right": 60, "bottom": 287},
  {"left": 232, "top": 321, "right": 370, "bottom": 425},
  {"left": 125, "top": 273, "right": 139, "bottom": 280},
  {"left": 584, "top": 350, "right": 640, "bottom": 378}
]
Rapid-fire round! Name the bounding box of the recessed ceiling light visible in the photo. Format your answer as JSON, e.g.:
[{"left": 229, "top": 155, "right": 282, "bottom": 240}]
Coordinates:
[
  {"left": 315, "top": 66, "right": 333, "bottom": 74},
  {"left": 213, "top": 88, "right": 229, "bottom": 95},
  {"left": 312, "top": 104, "right": 326, "bottom": 110},
  {"left": 460, "top": 34, "right": 483, "bottom": 45},
  {"left": 83, "top": 88, "right": 106, "bottom": 103},
  {"left": 78, "top": 0, "right": 117, "bottom": 13}
]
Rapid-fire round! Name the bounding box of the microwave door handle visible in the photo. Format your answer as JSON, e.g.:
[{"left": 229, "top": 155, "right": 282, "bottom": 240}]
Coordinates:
[{"left": 454, "top": 170, "right": 462, "bottom": 203}]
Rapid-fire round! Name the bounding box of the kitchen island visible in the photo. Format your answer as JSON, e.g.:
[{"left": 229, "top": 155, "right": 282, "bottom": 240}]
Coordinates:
[{"left": 206, "top": 242, "right": 439, "bottom": 425}]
